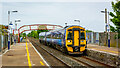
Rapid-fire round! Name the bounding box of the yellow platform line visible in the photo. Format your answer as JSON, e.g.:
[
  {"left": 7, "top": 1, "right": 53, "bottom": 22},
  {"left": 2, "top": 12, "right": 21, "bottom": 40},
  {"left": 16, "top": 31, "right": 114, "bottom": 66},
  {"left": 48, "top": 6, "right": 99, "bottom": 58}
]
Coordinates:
[
  {"left": 26, "top": 39, "right": 32, "bottom": 68},
  {"left": 92, "top": 48, "right": 118, "bottom": 54},
  {"left": 40, "top": 61, "right": 45, "bottom": 66}
]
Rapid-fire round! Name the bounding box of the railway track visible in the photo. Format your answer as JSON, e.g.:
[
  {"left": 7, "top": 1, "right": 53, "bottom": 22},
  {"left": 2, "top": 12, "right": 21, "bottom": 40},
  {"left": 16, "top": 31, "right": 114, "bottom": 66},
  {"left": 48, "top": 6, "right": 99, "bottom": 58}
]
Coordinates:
[
  {"left": 29, "top": 38, "right": 70, "bottom": 68},
  {"left": 67, "top": 56, "right": 114, "bottom": 68},
  {"left": 68, "top": 56, "right": 95, "bottom": 68},
  {"left": 28, "top": 38, "right": 115, "bottom": 68}
]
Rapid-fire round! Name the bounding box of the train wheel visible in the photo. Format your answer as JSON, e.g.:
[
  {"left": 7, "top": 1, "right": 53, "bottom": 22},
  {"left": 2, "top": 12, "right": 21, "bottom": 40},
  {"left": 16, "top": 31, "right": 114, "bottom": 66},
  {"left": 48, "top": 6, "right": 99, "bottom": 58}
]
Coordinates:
[
  {"left": 60, "top": 47, "right": 65, "bottom": 53},
  {"left": 53, "top": 44, "right": 56, "bottom": 48},
  {"left": 56, "top": 45, "right": 58, "bottom": 50},
  {"left": 58, "top": 45, "right": 61, "bottom": 51},
  {"left": 47, "top": 42, "right": 49, "bottom": 46},
  {"left": 48, "top": 43, "right": 51, "bottom": 47},
  {"left": 45, "top": 42, "right": 47, "bottom": 46},
  {"left": 56, "top": 45, "right": 60, "bottom": 50}
]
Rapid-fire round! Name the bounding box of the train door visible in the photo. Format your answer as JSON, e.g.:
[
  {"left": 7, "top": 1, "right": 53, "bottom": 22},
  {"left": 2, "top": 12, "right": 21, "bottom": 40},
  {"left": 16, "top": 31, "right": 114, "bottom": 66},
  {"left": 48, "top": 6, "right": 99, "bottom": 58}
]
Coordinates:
[
  {"left": 74, "top": 31, "right": 79, "bottom": 46},
  {"left": 72, "top": 28, "right": 80, "bottom": 52}
]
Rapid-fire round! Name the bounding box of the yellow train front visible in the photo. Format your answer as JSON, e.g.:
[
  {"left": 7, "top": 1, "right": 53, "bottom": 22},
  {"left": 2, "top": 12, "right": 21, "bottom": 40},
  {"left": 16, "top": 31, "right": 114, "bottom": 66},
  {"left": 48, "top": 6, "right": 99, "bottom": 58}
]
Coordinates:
[{"left": 65, "top": 25, "right": 86, "bottom": 54}]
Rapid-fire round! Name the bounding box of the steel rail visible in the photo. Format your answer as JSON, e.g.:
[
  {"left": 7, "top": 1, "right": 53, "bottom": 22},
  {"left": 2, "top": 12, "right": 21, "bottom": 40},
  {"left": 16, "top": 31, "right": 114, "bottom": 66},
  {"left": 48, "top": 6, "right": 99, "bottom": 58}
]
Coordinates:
[
  {"left": 29, "top": 38, "right": 115, "bottom": 68},
  {"left": 29, "top": 39, "right": 71, "bottom": 68}
]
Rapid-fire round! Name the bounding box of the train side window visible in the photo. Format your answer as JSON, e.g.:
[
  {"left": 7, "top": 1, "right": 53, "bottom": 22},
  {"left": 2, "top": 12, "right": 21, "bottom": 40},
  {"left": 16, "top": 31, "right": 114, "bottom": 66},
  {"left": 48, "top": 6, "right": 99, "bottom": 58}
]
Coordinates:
[
  {"left": 53, "top": 35, "right": 55, "bottom": 39},
  {"left": 54, "top": 34, "right": 57, "bottom": 39},
  {"left": 47, "top": 34, "right": 51, "bottom": 38},
  {"left": 81, "top": 32, "right": 85, "bottom": 40},
  {"left": 57, "top": 34, "right": 59, "bottom": 39},
  {"left": 60, "top": 34, "right": 63, "bottom": 39},
  {"left": 58, "top": 34, "right": 62, "bottom": 39},
  {"left": 67, "top": 32, "right": 72, "bottom": 40}
]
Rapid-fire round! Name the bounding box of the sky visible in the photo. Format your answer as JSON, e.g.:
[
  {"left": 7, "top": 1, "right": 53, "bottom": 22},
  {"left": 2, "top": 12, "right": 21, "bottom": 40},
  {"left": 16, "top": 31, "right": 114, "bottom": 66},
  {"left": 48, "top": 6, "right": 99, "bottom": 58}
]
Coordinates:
[
  {"left": 0, "top": 0, "right": 117, "bottom": 33},
  {"left": 0, "top": 0, "right": 115, "bottom": 2}
]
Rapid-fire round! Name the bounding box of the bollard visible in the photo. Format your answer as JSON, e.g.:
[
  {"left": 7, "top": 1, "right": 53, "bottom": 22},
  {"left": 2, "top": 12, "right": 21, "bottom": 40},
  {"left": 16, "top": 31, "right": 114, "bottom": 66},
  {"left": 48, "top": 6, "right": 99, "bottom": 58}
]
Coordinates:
[
  {"left": 14, "top": 39, "right": 16, "bottom": 44},
  {"left": 108, "top": 39, "right": 110, "bottom": 47},
  {"left": 8, "top": 41, "right": 10, "bottom": 50}
]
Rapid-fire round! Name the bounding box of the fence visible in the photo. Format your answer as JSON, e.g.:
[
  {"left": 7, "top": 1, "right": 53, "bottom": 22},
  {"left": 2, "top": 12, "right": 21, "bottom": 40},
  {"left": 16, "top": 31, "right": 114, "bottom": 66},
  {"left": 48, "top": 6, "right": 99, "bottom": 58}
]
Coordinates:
[
  {"left": 0, "top": 34, "right": 1, "bottom": 53},
  {"left": 86, "top": 32, "right": 99, "bottom": 44},
  {"left": 0, "top": 33, "right": 15, "bottom": 54},
  {"left": 0, "top": 34, "right": 8, "bottom": 54},
  {"left": 86, "top": 32, "right": 120, "bottom": 48}
]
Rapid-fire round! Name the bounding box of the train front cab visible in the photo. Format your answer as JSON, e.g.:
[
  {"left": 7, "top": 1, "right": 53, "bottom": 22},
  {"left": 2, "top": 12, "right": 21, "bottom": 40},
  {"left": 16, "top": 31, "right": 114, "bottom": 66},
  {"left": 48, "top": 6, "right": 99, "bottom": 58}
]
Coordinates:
[{"left": 66, "top": 26, "right": 86, "bottom": 54}]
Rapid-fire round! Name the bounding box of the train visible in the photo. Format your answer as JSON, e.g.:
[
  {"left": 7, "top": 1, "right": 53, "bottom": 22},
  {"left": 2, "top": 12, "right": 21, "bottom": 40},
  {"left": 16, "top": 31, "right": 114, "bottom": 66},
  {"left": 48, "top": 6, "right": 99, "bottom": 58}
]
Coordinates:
[{"left": 39, "top": 25, "right": 87, "bottom": 54}]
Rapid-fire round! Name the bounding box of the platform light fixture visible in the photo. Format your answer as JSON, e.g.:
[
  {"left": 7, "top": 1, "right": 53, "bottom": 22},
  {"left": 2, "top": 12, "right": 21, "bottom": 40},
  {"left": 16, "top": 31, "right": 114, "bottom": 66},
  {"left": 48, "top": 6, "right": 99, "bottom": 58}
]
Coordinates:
[
  {"left": 74, "top": 19, "right": 80, "bottom": 26},
  {"left": 8, "top": 10, "right": 18, "bottom": 50},
  {"left": 14, "top": 19, "right": 21, "bottom": 44},
  {"left": 101, "top": 8, "right": 110, "bottom": 48},
  {"left": 65, "top": 23, "right": 67, "bottom": 26}
]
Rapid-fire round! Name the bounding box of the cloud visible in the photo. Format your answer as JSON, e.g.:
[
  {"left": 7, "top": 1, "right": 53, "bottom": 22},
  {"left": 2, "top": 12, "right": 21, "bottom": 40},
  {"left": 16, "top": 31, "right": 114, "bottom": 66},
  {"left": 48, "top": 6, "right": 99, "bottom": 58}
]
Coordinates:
[
  {"left": 1, "top": 0, "right": 114, "bottom": 2},
  {"left": 0, "top": 3, "right": 2, "bottom": 24},
  {"left": 2, "top": 2, "right": 113, "bottom": 32}
]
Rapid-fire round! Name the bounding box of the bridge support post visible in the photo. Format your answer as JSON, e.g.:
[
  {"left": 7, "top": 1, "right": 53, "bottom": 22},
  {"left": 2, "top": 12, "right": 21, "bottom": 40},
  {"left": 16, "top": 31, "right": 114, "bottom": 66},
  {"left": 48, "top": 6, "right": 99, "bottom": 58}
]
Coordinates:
[{"left": 18, "top": 29, "right": 20, "bottom": 43}]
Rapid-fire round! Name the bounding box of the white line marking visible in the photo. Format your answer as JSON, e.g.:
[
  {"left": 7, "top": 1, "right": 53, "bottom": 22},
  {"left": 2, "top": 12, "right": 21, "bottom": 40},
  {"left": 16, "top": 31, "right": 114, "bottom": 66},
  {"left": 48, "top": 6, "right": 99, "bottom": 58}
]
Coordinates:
[
  {"left": 0, "top": 44, "right": 15, "bottom": 56},
  {"left": 29, "top": 42, "right": 50, "bottom": 67},
  {"left": 87, "top": 48, "right": 118, "bottom": 56},
  {"left": 2, "top": 50, "right": 8, "bottom": 55}
]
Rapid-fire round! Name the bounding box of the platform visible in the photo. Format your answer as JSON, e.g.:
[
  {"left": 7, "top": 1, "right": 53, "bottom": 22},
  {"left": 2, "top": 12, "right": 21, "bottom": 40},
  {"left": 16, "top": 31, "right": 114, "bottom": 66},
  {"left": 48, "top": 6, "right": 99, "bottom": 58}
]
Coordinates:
[
  {"left": 87, "top": 44, "right": 119, "bottom": 66},
  {"left": 87, "top": 44, "right": 119, "bottom": 56},
  {"left": 1, "top": 39, "right": 49, "bottom": 68}
]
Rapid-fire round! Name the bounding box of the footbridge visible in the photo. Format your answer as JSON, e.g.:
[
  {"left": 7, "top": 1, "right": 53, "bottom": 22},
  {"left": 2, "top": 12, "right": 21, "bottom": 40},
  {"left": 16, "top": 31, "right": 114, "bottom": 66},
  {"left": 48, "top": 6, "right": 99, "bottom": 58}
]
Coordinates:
[{"left": 17, "top": 24, "right": 63, "bottom": 42}]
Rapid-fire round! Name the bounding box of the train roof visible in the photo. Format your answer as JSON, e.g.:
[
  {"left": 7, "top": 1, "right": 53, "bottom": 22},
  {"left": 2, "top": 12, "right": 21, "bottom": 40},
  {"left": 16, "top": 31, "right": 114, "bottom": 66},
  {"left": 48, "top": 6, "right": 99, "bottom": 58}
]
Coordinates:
[
  {"left": 65, "top": 25, "right": 85, "bottom": 29},
  {"left": 48, "top": 25, "right": 85, "bottom": 32},
  {"left": 48, "top": 28, "right": 64, "bottom": 32},
  {"left": 39, "top": 25, "right": 85, "bottom": 35},
  {"left": 39, "top": 32, "right": 46, "bottom": 36}
]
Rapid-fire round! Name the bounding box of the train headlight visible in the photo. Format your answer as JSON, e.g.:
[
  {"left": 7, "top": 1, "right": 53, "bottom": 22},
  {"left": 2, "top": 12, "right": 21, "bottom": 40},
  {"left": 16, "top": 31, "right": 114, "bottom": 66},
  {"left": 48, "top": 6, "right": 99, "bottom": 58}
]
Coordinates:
[
  {"left": 81, "top": 40, "right": 84, "bottom": 42},
  {"left": 68, "top": 40, "right": 71, "bottom": 42}
]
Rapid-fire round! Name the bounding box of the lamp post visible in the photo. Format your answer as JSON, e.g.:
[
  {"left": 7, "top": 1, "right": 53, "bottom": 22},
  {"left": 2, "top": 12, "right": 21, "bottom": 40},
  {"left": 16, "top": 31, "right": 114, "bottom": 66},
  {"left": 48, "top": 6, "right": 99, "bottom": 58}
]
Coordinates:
[
  {"left": 101, "top": 8, "right": 110, "bottom": 47},
  {"left": 65, "top": 23, "right": 67, "bottom": 26},
  {"left": 74, "top": 19, "right": 80, "bottom": 26},
  {"left": 14, "top": 19, "right": 21, "bottom": 44},
  {"left": 8, "top": 10, "right": 18, "bottom": 50}
]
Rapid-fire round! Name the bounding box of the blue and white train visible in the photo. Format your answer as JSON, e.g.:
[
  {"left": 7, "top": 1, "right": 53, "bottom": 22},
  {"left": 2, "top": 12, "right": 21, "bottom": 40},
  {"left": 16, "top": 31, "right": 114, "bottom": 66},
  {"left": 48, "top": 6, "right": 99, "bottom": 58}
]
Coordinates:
[{"left": 39, "top": 25, "right": 87, "bottom": 54}]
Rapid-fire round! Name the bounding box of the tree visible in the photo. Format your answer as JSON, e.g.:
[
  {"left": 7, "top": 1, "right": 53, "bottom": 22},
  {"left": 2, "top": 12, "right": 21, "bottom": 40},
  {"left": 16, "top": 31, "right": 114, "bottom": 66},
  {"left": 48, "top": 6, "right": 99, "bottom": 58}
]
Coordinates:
[
  {"left": 86, "top": 30, "right": 93, "bottom": 32},
  {"left": 27, "top": 30, "right": 48, "bottom": 39},
  {"left": 110, "top": 0, "right": 120, "bottom": 38},
  {"left": 27, "top": 33, "right": 31, "bottom": 37},
  {"left": 20, "top": 33, "right": 26, "bottom": 38},
  {"left": 30, "top": 30, "right": 38, "bottom": 38},
  {"left": 37, "top": 30, "right": 48, "bottom": 35}
]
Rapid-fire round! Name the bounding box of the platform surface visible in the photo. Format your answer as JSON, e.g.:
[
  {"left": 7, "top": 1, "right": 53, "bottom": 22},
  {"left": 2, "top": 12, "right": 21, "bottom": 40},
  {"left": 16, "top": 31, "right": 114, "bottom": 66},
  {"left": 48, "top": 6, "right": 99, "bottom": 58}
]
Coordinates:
[
  {"left": 2, "top": 39, "right": 48, "bottom": 67},
  {"left": 87, "top": 44, "right": 119, "bottom": 55}
]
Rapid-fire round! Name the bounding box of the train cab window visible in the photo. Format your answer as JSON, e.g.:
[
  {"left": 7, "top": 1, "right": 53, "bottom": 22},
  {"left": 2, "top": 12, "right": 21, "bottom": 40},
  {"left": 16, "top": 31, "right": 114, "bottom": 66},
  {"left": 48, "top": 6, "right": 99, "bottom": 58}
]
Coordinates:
[
  {"left": 47, "top": 34, "right": 51, "bottom": 38},
  {"left": 67, "top": 32, "right": 72, "bottom": 40},
  {"left": 81, "top": 32, "right": 85, "bottom": 40}
]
